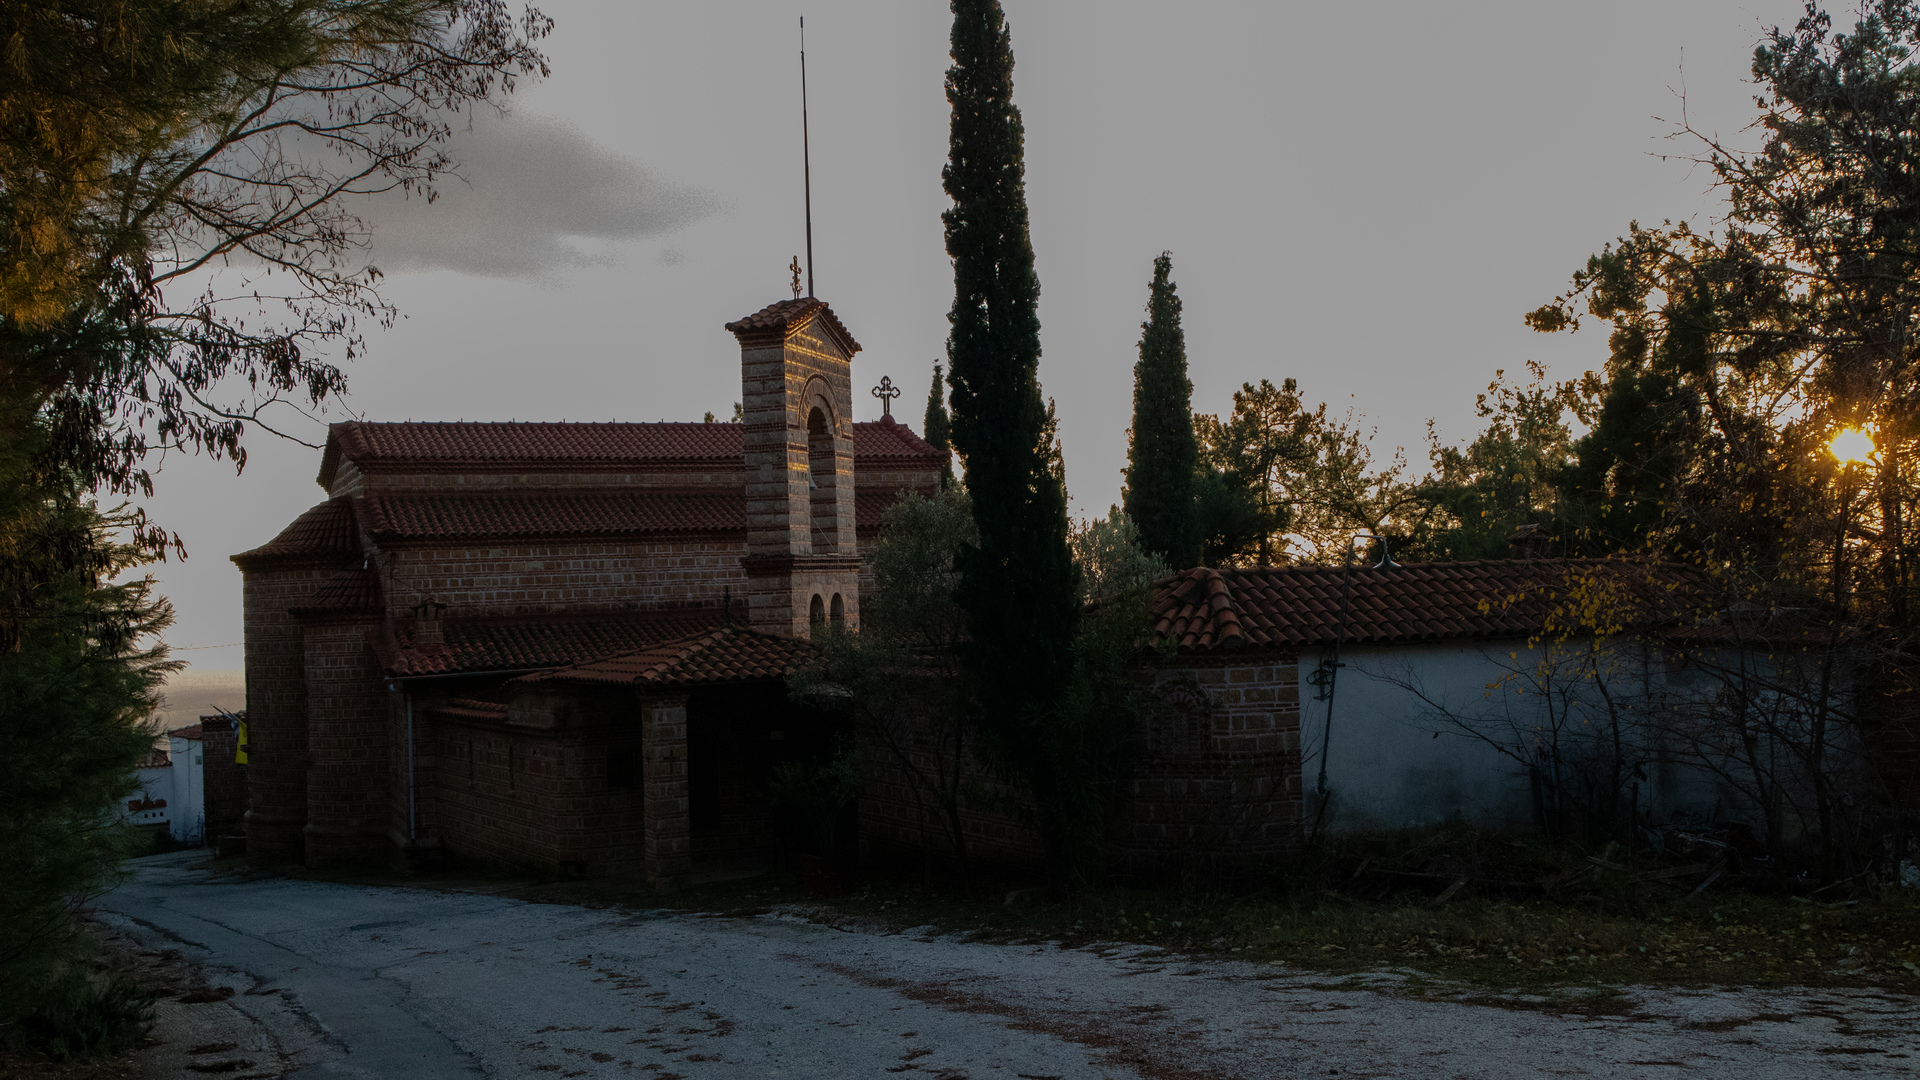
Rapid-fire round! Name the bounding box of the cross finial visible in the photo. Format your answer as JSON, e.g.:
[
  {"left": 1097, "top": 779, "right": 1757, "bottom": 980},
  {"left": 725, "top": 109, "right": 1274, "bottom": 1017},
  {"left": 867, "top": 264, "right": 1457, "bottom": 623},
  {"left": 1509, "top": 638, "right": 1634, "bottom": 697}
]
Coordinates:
[
  {"left": 872, "top": 376, "right": 901, "bottom": 420},
  {"left": 789, "top": 256, "right": 803, "bottom": 299}
]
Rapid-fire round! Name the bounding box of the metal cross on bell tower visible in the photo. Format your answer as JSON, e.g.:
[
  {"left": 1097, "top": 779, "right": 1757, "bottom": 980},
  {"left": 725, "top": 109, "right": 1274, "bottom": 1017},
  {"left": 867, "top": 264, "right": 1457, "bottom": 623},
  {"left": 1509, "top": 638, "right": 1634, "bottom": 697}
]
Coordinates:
[{"left": 871, "top": 376, "right": 900, "bottom": 420}]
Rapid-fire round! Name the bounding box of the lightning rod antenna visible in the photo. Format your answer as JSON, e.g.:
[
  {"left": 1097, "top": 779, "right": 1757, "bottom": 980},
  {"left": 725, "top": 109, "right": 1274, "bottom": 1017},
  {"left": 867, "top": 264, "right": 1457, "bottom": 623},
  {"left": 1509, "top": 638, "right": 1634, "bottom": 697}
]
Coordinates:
[{"left": 800, "top": 16, "right": 815, "bottom": 299}]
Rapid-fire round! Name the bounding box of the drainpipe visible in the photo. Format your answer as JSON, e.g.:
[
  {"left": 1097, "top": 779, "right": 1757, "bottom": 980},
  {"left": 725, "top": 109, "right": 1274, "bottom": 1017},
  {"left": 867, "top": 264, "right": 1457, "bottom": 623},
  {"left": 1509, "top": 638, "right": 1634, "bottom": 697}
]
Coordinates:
[{"left": 406, "top": 690, "right": 416, "bottom": 842}]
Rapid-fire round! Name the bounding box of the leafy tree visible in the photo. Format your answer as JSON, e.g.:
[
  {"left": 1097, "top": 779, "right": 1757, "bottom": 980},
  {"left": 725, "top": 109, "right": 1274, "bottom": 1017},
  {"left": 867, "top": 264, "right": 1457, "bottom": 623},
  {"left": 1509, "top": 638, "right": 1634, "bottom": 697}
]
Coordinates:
[
  {"left": 1193, "top": 379, "right": 1310, "bottom": 565},
  {"left": 1195, "top": 378, "right": 1418, "bottom": 565},
  {"left": 1405, "top": 362, "right": 1586, "bottom": 561},
  {"left": 1522, "top": 0, "right": 1920, "bottom": 877},
  {"left": 1122, "top": 253, "right": 1200, "bottom": 568},
  {"left": 791, "top": 488, "right": 976, "bottom": 871},
  {"left": 1, "top": 0, "right": 551, "bottom": 531},
  {"left": 923, "top": 362, "right": 954, "bottom": 488},
  {"left": 941, "top": 0, "right": 1082, "bottom": 886},
  {"left": 1071, "top": 507, "right": 1170, "bottom": 605}
]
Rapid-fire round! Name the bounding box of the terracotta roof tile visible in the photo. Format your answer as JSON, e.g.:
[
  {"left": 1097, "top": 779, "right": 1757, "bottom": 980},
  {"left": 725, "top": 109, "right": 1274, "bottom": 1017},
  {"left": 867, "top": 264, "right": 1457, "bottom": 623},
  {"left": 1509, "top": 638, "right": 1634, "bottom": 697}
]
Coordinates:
[
  {"left": 358, "top": 486, "right": 909, "bottom": 543},
  {"left": 231, "top": 499, "right": 359, "bottom": 568},
  {"left": 290, "top": 568, "right": 381, "bottom": 616},
  {"left": 375, "top": 609, "right": 726, "bottom": 677},
  {"left": 360, "top": 491, "right": 746, "bottom": 541},
  {"left": 428, "top": 698, "right": 509, "bottom": 720},
  {"left": 723, "top": 298, "right": 861, "bottom": 354},
  {"left": 318, "top": 419, "right": 939, "bottom": 487},
  {"left": 1150, "top": 559, "right": 1710, "bottom": 653},
  {"left": 513, "top": 626, "right": 813, "bottom": 689}
]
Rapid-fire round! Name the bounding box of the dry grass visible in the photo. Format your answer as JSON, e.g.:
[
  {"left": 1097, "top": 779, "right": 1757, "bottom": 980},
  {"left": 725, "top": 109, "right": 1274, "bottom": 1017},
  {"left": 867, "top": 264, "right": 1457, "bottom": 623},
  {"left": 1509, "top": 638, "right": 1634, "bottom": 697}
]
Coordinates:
[{"left": 671, "top": 827, "right": 1920, "bottom": 993}]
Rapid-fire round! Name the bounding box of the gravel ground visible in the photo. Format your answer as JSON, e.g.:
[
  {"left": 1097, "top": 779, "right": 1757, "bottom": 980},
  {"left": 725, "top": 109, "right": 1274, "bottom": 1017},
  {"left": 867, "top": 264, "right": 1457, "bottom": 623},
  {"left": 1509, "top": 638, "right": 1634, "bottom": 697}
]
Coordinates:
[{"left": 96, "top": 850, "right": 1920, "bottom": 1079}]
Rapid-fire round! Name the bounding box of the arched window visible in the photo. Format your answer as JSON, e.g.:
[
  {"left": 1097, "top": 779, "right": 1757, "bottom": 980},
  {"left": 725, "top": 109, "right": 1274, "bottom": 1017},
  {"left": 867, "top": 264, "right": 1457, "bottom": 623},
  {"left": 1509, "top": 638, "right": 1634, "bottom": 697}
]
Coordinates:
[
  {"left": 807, "top": 405, "right": 838, "bottom": 553},
  {"left": 809, "top": 593, "right": 826, "bottom": 632},
  {"left": 829, "top": 593, "right": 845, "bottom": 628}
]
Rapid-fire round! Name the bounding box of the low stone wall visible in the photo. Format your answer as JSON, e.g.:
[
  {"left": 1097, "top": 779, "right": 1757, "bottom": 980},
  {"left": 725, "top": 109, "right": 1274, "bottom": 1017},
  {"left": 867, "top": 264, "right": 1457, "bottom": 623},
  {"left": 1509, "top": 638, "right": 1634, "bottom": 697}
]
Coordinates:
[
  {"left": 855, "top": 651, "right": 1304, "bottom": 876},
  {"left": 198, "top": 717, "right": 248, "bottom": 841},
  {"left": 429, "top": 694, "right": 646, "bottom": 878}
]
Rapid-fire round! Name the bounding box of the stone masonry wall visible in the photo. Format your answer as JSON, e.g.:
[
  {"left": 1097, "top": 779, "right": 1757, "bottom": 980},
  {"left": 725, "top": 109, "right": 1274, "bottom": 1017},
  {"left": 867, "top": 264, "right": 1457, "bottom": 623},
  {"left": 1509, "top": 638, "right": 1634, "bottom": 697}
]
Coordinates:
[
  {"left": 300, "top": 620, "right": 393, "bottom": 867},
  {"left": 1120, "top": 654, "right": 1303, "bottom": 872},
  {"left": 240, "top": 564, "right": 343, "bottom": 864},
  {"left": 430, "top": 693, "right": 646, "bottom": 877},
  {"left": 857, "top": 653, "right": 1304, "bottom": 875},
  {"left": 380, "top": 538, "right": 750, "bottom": 620},
  {"left": 198, "top": 718, "right": 247, "bottom": 841}
]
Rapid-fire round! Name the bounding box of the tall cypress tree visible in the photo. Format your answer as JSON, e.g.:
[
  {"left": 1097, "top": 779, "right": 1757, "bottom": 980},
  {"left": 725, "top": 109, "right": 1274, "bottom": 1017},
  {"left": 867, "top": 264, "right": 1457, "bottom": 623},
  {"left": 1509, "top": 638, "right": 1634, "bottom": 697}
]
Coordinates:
[
  {"left": 923, "top": 362, "right": 954, "bottom": 488},
  {"left": 1121, "top": 252, "right": 1200, "bottom": 568},
  {"left": 941, "top": 0, "right": 1080, "bottom": 875}
]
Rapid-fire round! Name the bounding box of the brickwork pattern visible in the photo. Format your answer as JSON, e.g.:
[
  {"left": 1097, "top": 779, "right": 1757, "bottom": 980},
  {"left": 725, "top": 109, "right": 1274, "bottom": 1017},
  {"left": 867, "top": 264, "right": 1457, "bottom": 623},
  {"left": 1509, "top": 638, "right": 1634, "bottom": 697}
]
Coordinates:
[
  {"left": 429, "top": 691, "right": 645, "bottom": 876},
  {"left": 642, "top": 694, "right": 692, "bottom": 888},
  {"left": 240, "top": 565, "right": 341, "bottom": 864},
  {"left": 198, "top": 719, "right": 247, "bottom": 840},
  {"left": 300, "top": 620, "right": 394, "bottom": 866},
  {"left": 856, "top": 654, "right": 1304, "bottom": 875},
  {"left": 1118, "top": 656, "right": 1304, "bottom": 872},
  {"left": 380, "top": 539, "right": 749, "bottom": 620}
]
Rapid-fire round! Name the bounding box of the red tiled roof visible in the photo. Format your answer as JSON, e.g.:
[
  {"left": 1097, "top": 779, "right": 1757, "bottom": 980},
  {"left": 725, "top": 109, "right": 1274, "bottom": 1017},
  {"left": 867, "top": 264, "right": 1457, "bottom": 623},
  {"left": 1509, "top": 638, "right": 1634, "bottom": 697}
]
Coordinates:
[
  {"left": 290, "top": 568, "right": 381, "bottom": 616},
  {"left": 318, "top": 419, "right": 939, "bottom": 488},
  {"left": 514, "top": 626, "right": 813, "bottom": 689},
  {"left": 1151, "top": 559, "right": 1710, "bottom": 653},
  {"left": 357, "top": 487, "right": 906, "bottom": 544},
  {"left": 166, "top": 724, "right": 204, "bottom": 740},
  {"left": 361, "top": 491, "right": 746, "bottom": 541},
  {"left": 231, "top": 499, "right": 359, "bottom": 568},
  {"left": 428, "top": 698, "right": 509, "bottom": 720},
  {"left": 374, "top": 609, "right": 727, "bottom": 678},
  {"left": 724, "top": 298, "right": 861, "bottom": 354}
]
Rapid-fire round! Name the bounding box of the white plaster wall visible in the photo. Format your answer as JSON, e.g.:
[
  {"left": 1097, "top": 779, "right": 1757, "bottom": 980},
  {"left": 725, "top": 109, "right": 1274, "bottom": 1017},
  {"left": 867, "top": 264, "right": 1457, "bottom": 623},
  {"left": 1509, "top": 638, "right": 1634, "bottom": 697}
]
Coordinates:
[
  {"left": 128, "top": 764, "right": 174, "bottom": 831},
  {"left": 167, "top": 735, "right": 205, "bottom": 843},
  {"left": 1303, "top": 639, "right": 1765, "bottom": 834},
  {"left": 1302, "top": 639, "right": 1542, "bottom": 832}
]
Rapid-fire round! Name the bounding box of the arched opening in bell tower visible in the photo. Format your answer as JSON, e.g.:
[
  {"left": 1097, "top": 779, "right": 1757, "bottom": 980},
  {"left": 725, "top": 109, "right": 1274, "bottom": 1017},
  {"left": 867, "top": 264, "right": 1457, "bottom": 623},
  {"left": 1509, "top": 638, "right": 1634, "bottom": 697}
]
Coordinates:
[{"left": 807, "top": 405, "right": 839, "bottom": 553}]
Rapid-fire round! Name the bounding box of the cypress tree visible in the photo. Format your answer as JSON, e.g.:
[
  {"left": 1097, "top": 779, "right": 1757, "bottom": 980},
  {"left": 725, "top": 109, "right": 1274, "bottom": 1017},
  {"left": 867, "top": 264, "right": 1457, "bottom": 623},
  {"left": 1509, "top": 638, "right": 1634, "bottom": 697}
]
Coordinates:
[
  {"left": 1121, "top": 252, "right": 1200, "bottom": 568},
  {"left": 941, "top": 0, "right": 1080, "bottom": 878},
  {"left": 923, "top": 362, "right": 954, "bottom": 488}
]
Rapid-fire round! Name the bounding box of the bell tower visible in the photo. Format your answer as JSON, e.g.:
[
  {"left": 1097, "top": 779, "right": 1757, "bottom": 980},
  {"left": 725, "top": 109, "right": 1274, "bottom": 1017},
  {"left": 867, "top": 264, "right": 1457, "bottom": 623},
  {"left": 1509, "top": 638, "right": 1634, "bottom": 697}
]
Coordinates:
[{"left": 725, "top": 298, "right": 861, "bottom": 637}]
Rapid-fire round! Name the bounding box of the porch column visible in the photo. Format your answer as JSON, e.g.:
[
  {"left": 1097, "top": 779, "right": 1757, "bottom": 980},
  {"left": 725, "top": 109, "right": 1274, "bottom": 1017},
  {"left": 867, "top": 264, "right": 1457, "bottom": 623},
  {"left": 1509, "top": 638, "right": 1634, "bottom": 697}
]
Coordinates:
[{"left": 641, "top": 693, "right": 691, "bottom": 890}]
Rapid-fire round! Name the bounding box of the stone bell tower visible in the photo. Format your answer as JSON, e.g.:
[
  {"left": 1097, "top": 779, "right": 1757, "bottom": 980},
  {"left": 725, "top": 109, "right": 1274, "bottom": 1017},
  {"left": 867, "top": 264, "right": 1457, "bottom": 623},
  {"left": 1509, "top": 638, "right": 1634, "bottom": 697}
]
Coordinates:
[{"left": 724, "top": 297, "right": 862, "bottom": 637}]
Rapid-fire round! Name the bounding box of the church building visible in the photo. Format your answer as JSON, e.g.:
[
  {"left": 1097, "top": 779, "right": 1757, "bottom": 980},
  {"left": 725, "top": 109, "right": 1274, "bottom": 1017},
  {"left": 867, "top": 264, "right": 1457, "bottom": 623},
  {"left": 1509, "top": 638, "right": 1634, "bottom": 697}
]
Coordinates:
[{"left": 233, "top": 297, "right": 945, "bottom": 882}]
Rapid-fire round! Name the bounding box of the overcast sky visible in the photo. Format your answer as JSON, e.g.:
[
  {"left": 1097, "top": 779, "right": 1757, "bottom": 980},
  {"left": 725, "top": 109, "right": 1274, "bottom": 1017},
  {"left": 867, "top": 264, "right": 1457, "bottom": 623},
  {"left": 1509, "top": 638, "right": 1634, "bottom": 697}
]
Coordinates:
[{"left": 146, "top": 0, "right": 1811, "bottom": 679}]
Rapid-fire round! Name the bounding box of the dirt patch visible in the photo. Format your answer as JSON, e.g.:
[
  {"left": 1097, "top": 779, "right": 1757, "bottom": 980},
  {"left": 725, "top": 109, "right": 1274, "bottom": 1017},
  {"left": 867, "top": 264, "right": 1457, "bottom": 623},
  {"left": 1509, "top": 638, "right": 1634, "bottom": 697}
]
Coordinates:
[{"left": 812, "top": 959, "right": 1234, "bottom": 1080}]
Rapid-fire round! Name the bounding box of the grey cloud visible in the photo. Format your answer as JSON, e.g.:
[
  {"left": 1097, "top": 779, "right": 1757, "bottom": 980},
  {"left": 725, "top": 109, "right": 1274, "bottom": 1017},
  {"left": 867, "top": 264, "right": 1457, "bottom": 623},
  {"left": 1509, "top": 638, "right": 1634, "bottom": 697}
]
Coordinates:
[{"left": 359, "top": 110, "right": 723, "bottom": 279}]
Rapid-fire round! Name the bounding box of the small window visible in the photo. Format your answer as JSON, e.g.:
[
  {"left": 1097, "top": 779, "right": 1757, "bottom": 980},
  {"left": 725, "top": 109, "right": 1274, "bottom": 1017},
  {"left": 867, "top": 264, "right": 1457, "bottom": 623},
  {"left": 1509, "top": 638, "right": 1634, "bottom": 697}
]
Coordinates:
[
  {"left": 830, "top": 593, "right": 845, "bottom": 627},
  {"left": 809, "top": 593, "right": 826, "bottom": 630}
]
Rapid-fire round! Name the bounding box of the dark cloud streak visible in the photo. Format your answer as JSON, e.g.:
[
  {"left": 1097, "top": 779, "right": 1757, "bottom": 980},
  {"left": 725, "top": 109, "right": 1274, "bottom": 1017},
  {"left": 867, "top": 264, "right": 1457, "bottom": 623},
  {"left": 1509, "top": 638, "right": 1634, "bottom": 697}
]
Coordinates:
[{"left": 358, "top": 110, "right": 723, "bottom": 279}]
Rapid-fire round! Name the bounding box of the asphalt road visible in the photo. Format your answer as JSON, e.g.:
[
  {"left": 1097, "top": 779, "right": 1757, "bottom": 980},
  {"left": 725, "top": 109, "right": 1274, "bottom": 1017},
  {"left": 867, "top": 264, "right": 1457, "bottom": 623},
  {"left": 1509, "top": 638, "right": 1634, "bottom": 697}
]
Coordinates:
[{"left": 97, "top": 850, "right": 1920, "bottom": 1079}]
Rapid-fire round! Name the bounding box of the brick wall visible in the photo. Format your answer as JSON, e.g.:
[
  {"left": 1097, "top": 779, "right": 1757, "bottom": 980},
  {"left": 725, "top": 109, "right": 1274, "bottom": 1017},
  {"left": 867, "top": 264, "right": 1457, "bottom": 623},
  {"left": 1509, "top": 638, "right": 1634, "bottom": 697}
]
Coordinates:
[
  {"left": 198, "top": 717, "right": 247, "bottom": 840},
  {"left": 641, "top": 694, "right": 691, "bottom": 888},
  {"left": 856, "top": 652, "right": 1304, "bottom": 876},
  {"left": 300, "top": 619, "right": 394, "bottom": 866},
  {"left": 1118, "top": 655, "right": 1303, "bottom": 873},
  {"left": 381, "top": 538, "right": 750, "bottom": 619},
  {"left": 429, "top": 690, "right": 647, "bottom": 877},
  {"left": 239, "top": 563, "right": 342, "bottom": 864}
]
